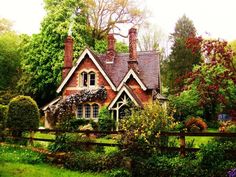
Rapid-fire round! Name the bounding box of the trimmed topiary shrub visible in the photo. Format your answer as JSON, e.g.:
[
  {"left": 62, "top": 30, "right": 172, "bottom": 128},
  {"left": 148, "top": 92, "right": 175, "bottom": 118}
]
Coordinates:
[{"left": 7, "top": 95, "right": 40, "bottom": 137}]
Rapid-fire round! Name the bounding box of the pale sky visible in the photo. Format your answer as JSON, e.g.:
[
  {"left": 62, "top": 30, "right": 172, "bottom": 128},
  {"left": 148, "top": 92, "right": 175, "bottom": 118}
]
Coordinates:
[{"left": 0, "top": 0, "right": 235, "bottom": 42}]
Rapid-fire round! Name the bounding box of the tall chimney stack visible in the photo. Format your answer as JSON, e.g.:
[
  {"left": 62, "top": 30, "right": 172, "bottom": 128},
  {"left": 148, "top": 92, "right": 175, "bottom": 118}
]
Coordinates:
[
  {"left": 128, "top": 28, "right": 139, "bottom": 72},
  {"left": 62, "top": 36, "right": 73, "bottom": 79},
  {"left": 106, "top": 34, "right": 116, "bottom": 63}
]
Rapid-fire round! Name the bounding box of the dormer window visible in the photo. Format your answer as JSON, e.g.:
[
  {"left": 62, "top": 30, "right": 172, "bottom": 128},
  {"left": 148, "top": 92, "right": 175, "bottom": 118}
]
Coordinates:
[{"left": 80, "top": 71, "right": 96, "bottom": 87}]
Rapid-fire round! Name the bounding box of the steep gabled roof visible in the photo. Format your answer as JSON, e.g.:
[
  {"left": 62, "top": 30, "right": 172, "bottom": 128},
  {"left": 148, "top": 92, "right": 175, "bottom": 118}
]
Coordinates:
[
  {"left": 57, "top": 48, "right": 160, "bottom": 93},
  {"left": 56, "top": 48, "right": 117, "bottom": 93},
  {"left": 98, "top": 51, "right": 160, "bottom": 89},
  {"left": 117, "top": 68, "right": 147, "bottom": 91},
  {"left": 108, "top": 84, "right": 143, "bottom": 110}
]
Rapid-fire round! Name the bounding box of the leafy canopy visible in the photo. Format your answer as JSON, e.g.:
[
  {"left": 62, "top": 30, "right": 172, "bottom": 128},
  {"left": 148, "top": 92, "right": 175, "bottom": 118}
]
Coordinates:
[{"left": 18, "top": 0, "right": 89, "bottom": 105}]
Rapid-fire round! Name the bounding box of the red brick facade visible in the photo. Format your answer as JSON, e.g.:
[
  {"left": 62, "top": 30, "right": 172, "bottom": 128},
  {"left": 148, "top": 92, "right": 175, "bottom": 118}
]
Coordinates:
[{"left": 63, "top": 56, "right": 117, "bottom": 106}]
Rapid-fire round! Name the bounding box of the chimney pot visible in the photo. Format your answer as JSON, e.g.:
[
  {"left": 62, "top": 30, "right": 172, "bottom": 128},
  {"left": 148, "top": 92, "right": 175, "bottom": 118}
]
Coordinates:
[
  {"left": 129, "top": 28, "right": 137, "bottom": 60},
  {"left": 63, "top": 36, "right": 73, "bottom": 79},
  {"left": 106, "top": 34, "right": 116, "bottom": 63},
  {"left": 128, "top": 28, "right": 139, "bottom": 72}
]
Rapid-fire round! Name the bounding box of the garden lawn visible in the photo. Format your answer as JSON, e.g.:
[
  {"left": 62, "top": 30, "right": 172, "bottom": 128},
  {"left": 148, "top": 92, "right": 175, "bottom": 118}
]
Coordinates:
[
  {"left": 0, "top": 162, "right": 108, "bottom": 177},
  {"left": 0, "top": 144, "right": 108, "bottom": 177}
]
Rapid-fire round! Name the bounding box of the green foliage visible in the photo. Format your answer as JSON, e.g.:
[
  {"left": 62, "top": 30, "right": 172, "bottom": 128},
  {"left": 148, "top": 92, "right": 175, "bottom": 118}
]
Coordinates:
[
  {"left": 0, "top": 31, "right": 23, "bottom": 91},
  {"left": 98, "top": 107, "right": 114, "bottom": 131},
  {"left": 185, "top": 39, "right": 236, "bottom": 120},
  {"left": 7, "top": 95, "right": 40, "bottom": 130},
  {"left": 18, "top": 0, "right": 90, "bottom": 105},
  {"left": 120, "top": 101, "right": 175, "bottom": 155},
  {"left": 0, "top": 144, "right": 107, "bottom": 177},
  {"left": 94, "top": 39, "right": 128, "bottom": 54},
  {"left": 0, "top": 145, "right": 44, "bottom": 164},
  {"left": 49, "top": 124, "right": 96, "bottom": 152},
  {"left": 168, "top": 87, "right": 203, "bottom": 120},
  {"left": 229, "top": 40, "right": 236, "bottom": 67},
  {"left": 163, "top": 15, "right": 201, "bottom": 94},
  {"left": 132, "top": 140, "right": 236, "bottom": 177},
  {"left": 197, "top": 140, "right": 236, "bottom": 176},
  {"left": 0, "top": 91, "right": 18, "bottom": 105},
  {"left": 64, "top": 150, "right": 124, "bottom": 172},
  {"left": 108, "top": 169, "right": 131, "bottom": 177},
  {"left": 0, "top": 104, "right": 7, "bottom": 131},
  {"left": 115, "top": 42, "right": 129, "bottom": 53},
  {"left": 132, "top": 154, "right": 201, "bottom": 177}
]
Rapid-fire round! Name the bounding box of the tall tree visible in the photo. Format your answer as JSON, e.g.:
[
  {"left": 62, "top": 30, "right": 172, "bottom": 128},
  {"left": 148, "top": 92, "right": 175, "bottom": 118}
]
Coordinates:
[
  {"left": 185, "top": 37, "right": 236, "bottom": 121},
  {"left": 0, "top": 18, "right": 24, "bottom": 91},
  {"left": 85, "top": 0, "right": 146, "bottom": 40},
  {"left": 138, "top": 23, "right": 166, "bottom": 52},
  {"left": 18, "top": 0, "right": 89, "bottom": 106},
  {"left": 165, "top": 15, "right": 201, "bottom": 94}
]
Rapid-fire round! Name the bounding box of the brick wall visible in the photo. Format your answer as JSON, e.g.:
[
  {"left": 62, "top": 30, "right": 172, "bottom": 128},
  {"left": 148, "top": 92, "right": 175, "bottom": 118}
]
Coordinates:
[{"left": 63, "top": 56, "right": 116, "bottom": 106}]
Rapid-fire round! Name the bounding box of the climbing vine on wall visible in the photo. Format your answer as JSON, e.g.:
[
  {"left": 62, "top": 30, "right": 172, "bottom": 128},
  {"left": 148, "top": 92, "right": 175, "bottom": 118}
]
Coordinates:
[{"left": 47, "top": 86, "right": 107, "bottom": 127}]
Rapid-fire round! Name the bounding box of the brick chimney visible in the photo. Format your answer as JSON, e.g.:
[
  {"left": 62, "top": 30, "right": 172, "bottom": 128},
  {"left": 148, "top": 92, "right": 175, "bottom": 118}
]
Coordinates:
[
  {"left": 62, "top": 36, "right": 73, "bottom": 79},
  {"left": 128, "top": 28, "right": 139, "bottom": 72},
  {"left": 106, "top": 34, "right": 116, "bottom": 63}
]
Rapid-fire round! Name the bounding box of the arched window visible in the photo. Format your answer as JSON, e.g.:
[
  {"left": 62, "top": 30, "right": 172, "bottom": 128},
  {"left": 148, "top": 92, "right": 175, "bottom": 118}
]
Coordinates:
[
  {"left": 89, "top": 72, "right": 96, "bottom": 86},
  {"left": 84, "top": 104, "right": 91, "bottom": 118},
  {"left": 77, "top": 104, "right": 83, "bottom": 118},
  {"left": 92, "top": 104, "right": 99, "bottom": 118},
  {"left": 81, "top": 72, "right": 88, "bottom": 87}
]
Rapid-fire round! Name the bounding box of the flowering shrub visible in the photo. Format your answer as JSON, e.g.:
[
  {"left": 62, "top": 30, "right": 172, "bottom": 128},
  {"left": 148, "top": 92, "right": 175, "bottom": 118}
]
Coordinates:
[
  {"left": 47, "top": 86, "right": 107, "bottom": 128},
  {"left": 185, "top": 117, "right": 207, "bottom": 132},
  {"left": 228, "top": 168, "right": 236, "bottom": 177},
  {"left": 120, "top": 101, "right": 176, "bottom": 156}
]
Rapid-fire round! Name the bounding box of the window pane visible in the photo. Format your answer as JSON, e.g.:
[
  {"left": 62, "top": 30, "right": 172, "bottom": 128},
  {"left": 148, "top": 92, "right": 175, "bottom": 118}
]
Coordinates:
[
  {"left": 81, "top": 72, "right": 88, "bottom": 86},
  {"left": 92, "top": 104, "right": 99, "bottom": 118},
  {"left": 90, "top": 73, "right": 95, "bottom": 86},
  {"left": 77, "top": 104, "right": 83, "bottom": 118},
  {"left": 85, "top": 104, "right": 91, "bottom": 118}
]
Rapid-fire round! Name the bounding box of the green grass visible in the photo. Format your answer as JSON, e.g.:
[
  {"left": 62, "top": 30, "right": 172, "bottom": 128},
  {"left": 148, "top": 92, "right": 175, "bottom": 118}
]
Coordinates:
[
  {"left": 0, "top": 162, "right": 108, "bottom": 177},
  {"left": 34, "top": 132, "right": 55, "bottom": 139},
  {"left": 0, "top": 144, "right": 108, "bottom": 177},
  {"left": 168, "top": 128, "right": 218, "bottom": 148}
]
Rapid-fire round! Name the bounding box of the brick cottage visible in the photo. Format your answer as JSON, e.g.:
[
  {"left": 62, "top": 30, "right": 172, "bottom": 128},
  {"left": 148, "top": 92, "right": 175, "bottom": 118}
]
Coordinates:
[{"left": 43, "top": 28, "right": 166, "bottom": 129}]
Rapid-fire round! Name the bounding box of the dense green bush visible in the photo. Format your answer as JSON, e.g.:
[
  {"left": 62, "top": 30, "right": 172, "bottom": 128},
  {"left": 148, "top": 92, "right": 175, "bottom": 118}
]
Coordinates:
[
  {"left": 7, "top": 95, "right": 40, "bottom": 130},
  {"left": 168, "top": 88, "right": 203, "bottom": 120},
  {"left": 0, "top": 91, "right": 18, "bottom": 105},
  {"left": 132, "top": 154, "right": 201, "bottom": 177},
  {"left": 131, "top": 140, "right": 236, "bottom": 177},
  {"left": 64, "top": 151, "right": 124, "bottom": 172},
  {"left": 197, "top": 140, "right": 236, "bottom": 176},
  {"left": 0, "top": 104, "right": 7, "bottom": 130},
  {"left": 6, "top": 95, "right": 39, "bottom": 141},
  {"left": 49, "top": 124, "right": 96, "bottom": 152},
  {"left": 98, "top": 106, "right": 114, "bottom": 131},
  {"left": 120, "top": 101, "right": 176, "bottom": 156}
]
